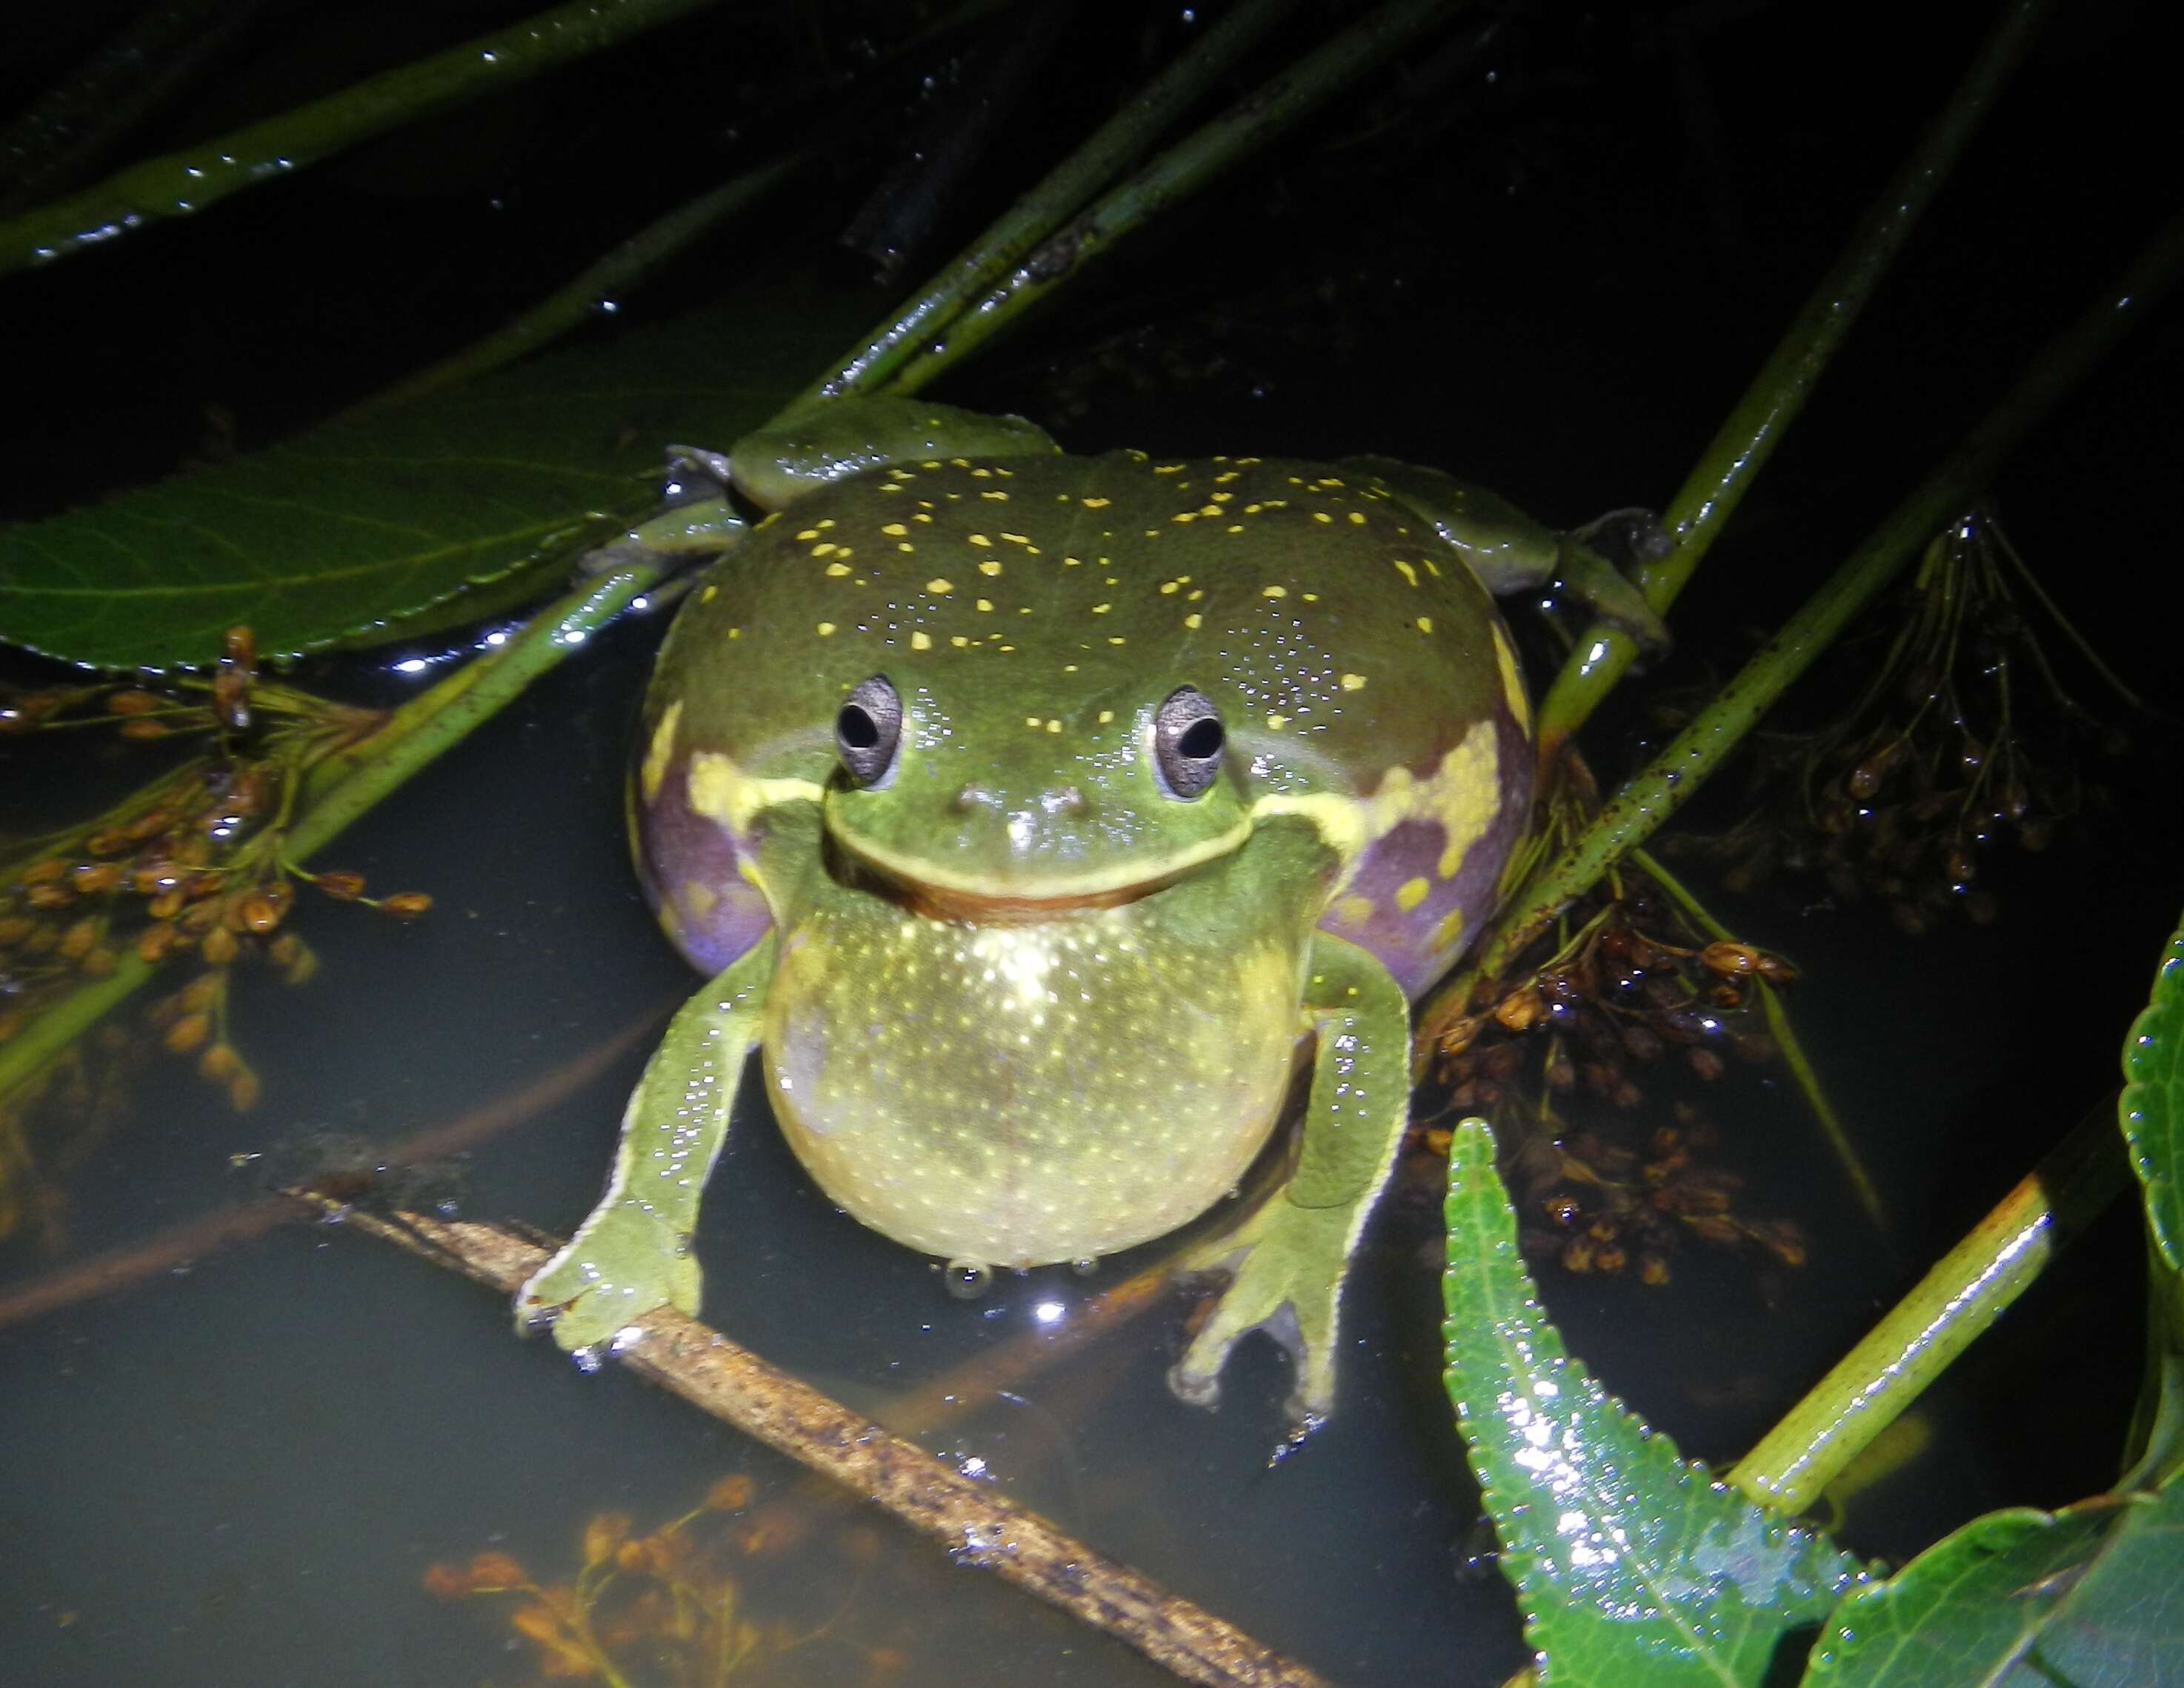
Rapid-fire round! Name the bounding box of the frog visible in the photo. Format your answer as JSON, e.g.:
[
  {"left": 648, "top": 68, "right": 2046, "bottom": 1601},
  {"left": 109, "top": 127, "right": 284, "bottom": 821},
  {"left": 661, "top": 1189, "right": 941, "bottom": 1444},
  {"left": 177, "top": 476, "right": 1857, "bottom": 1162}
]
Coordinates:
[{"left": 515, "top": 396, "right": 1666, "bottom": 1432}]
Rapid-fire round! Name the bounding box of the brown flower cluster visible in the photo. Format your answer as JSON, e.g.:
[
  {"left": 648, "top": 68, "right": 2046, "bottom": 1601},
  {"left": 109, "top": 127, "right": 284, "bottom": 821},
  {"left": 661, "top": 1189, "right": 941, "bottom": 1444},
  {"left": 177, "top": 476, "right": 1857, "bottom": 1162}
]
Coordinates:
[
  {"left": 1422, "top": 873, "right": 1805, "bottom": 1285},
  {"left": 1667, "top": 507, "right": 2134, "bottom": 935}
]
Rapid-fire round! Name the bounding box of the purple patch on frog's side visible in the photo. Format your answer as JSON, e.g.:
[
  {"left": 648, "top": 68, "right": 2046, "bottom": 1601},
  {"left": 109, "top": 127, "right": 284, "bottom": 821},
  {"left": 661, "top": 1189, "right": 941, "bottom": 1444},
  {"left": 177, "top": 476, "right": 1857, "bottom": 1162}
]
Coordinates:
[
  {"left": 632, "top": 757, "right": 773, "bottom": 977},
  {"left": 1318, "top": 707, "right": 1534, "bottom": 1001}
]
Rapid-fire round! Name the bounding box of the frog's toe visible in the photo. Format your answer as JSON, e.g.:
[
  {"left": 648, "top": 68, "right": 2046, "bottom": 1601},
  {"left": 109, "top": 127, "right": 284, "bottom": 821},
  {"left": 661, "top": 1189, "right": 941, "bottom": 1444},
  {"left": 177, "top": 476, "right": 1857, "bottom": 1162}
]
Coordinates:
[{"left": 513, "top": 1210, "right": 703, "bottom": 1354}]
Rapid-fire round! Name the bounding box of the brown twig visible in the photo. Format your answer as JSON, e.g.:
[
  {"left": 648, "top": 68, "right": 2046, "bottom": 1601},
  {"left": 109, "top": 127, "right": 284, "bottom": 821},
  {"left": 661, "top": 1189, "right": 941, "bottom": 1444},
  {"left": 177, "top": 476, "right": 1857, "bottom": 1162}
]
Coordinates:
[
  {"left": 0, "top": 1003, "right": 664, "bottom": 1330},
  {"left": 297, "top": 1195, "right": 1340, "bottom": 1688}
]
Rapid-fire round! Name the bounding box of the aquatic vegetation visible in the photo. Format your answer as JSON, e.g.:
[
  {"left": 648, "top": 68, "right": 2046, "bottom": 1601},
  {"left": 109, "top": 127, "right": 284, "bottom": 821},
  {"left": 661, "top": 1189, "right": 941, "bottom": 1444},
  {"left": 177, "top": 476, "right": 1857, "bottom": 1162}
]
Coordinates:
[
  {"left": 1669, "top": 507, "right": 2142, "bottom": 934},
  {"left": 423, "top": 1476, "right": 899, "bottom": 1688}
]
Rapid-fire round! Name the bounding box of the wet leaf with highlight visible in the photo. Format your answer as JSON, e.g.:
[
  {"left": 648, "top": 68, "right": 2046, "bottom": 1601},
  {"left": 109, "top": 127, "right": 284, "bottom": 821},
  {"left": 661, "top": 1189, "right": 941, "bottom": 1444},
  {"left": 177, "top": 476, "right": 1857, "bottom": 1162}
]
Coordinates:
[
  {"left": 0, "top": 276, "right": 873, "bottom": 670},
  {"left": 2123, "top": 919, "right": 2184, "bottom": 1274},
  {"left": 1803, "top": 1470, "right": 2184, "bottom": 1687},
  {"left": 1441, "top": 1118, "right": 1864, "bottom": 1687}
]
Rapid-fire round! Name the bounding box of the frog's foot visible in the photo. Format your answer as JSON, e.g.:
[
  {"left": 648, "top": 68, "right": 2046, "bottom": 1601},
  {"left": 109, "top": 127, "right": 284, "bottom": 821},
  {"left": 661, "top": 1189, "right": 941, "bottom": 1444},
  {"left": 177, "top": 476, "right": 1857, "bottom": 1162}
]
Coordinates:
[
  {"left": 513, "top": 1200, "right": 703, "bottom": 1354},
  {"left": 1167, "top": 1198, "right": 1351, "bottom": 1436},
  {"left": 1558, "top": 510, "right": 1672, "bottom": 662}
]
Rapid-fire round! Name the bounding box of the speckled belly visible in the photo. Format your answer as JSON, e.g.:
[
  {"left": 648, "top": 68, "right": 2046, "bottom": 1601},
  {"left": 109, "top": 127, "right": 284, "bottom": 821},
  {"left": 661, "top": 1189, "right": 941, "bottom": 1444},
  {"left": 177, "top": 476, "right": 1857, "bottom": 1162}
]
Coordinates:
[{"left": 761, "top": 893, "right": 1305, "bottom": 1267}]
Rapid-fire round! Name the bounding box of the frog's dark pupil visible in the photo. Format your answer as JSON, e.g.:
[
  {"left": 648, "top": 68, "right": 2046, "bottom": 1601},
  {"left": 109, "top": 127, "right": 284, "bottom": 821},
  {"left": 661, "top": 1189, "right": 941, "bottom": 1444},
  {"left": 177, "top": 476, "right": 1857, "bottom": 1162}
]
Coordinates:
[
  {"left": 1176, "top": 718, "right": 1223, "bottom": 761},
  {"left": 837, "top": 704, "right": 879, "bottom": 749}
]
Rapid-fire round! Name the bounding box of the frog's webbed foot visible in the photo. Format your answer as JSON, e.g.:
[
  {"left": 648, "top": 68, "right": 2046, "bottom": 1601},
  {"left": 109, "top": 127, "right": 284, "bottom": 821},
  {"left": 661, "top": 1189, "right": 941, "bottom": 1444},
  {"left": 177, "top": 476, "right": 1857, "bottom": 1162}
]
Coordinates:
[
  {"left": 514, "top": 1199, "right": 704, "bottom": 1354},
  {"left": 1166, "top": 1196, "right": 1351, "bottom": 1439},
  {"left": 576, "top": 444, "right": 749, "bottom": 580},
  {"left": 1558, "top": 508, "right": 1672, "bottom": 664}
]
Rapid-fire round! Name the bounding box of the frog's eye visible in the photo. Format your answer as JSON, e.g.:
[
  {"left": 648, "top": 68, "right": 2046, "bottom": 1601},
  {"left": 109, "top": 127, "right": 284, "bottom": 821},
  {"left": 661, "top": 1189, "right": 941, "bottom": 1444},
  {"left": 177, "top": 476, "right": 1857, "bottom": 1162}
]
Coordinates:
[
  {"left": 836, "top": 675, "right": 902, "bottom": 787},
  {"left": 1152, "top": 685, "right": 1224, "bottom": 801}
]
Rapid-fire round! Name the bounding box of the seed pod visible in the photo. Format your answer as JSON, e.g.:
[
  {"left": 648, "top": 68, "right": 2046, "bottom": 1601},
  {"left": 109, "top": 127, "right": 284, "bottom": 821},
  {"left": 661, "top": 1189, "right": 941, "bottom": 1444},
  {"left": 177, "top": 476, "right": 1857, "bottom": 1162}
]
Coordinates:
[
  {"left": 237, "top": 893, "right": 282, "bottom": 933},
  {"left": 1699, "top": 941, "right": 1759, "bottom": 977},
  {"left": 1594, "top": 1243, "right": 1628, "bottom": 1275},
  {"left": 1753, "top": 951, "right": 1797, "bottom": 984},
  {"left": 85, "top": 830, "right": 129, "bottom": 857},
  {"left": 0, "top": 915, "right": 34, "bottom": 947},
  {"left": 128, "top": 808, "right": 178, "bottom": 841},
  {"left": 147, "top": 889, "right": 185, "bottom": 920},
  {"left": 227, "top": 1069, "right": 262, "bottom": 1111},
  {"left": 1639, "top": 1253, "right": 1671, "bottom": 1287},
  {"left": 137, "top": 923, "right": 179, "bottom": 962},
  {"left": 164, "top": 1013, "right": 212, "bottom": 1054},
  {"left": 201, "top": 927, "right": 239, "bottom": 965},
  {"left": 27, "top": 881, "right": 73, "bottom": 910},
  {"left": 21, "top": 858, "right": 66, "bottom": 887},
  {"left": 315, "top": 870, "right": 366, "bottom": 901},
  {"left": 108, "top": 690, "right": 162, "bottom": 715},
  {"left": 180, "top": 974, "right": 223, "bottom": 1012},
  {"left": 80, "top": 947, "right": 116, "bottom": 978},
  {"left": 59, "top": 917, "right": 100, "bottom": 959},
  {"left": 380, "top": 892, "right": 433, "bottom": 920},
  {"left": 71, "top": 861, "right": 122, "bottom": 894},
  {"left": 1562, "top": 1235, "right": 1596, "bottom": 1274},
  {"left": 222, "top": 625, "right": 257, "bottom": 671},
  {"left": 120, "top": 718, "right": 173, "bottom": 741},
  {"left": 1688, "top": 1047, "right": 1725, "bottom": 1082}
]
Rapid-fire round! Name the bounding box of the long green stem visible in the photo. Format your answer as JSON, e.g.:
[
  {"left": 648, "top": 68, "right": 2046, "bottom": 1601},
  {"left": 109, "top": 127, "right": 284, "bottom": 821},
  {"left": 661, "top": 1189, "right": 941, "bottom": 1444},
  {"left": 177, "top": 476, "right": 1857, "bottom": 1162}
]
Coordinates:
[
  {"left": 0, "top": 0, "right": 725, "bottom": 278},
  {"left": 1631, "top": 846, "right": 1885, "bottom": 1228},
  {"left": 0, "top": 563, "right": 662, "bottom": 1110},
  {"left": 1534, "top": 0, "right": 2055, "bottom": 758},
  {"left": 793, "top": 0, "right": 1304, "bottom": 408},
  {"left": 344, "top": 156, "right": 804, "bottom": 418},
  {"left": 1415, "top": 207, "right": 2184, "bottom": 1055},
  {"left": 1729, "top": 1101, "right": 2128, "bottom": 1513},
  {"left": 879, "top": 0, "right": 1465, "bottom": 398}
]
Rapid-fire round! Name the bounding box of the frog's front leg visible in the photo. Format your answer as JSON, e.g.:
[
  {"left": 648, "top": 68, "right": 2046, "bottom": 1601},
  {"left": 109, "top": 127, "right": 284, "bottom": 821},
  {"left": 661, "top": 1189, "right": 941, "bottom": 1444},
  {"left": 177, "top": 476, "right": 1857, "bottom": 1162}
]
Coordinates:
[
  {"left": 515, "top": 931, "right": 776, "bottom": 1351},
  {"left": 1168, "top": 930, "right": 1411, "bottom": 1435}
]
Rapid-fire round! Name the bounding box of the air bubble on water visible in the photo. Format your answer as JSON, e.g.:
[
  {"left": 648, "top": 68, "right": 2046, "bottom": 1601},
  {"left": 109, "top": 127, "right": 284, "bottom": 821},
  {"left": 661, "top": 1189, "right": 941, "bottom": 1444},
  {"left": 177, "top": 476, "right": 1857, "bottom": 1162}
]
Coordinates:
[{"left": 944, "top": 1258, "right": 992, "bottom": 1299}]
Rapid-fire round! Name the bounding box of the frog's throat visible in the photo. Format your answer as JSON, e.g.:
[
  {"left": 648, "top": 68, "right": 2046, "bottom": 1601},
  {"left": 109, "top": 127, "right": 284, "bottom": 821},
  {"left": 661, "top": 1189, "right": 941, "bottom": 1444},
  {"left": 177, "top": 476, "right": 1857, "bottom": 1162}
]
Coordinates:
[{"left": 824, "top": 811, "right": 1251, "bottom": 918}]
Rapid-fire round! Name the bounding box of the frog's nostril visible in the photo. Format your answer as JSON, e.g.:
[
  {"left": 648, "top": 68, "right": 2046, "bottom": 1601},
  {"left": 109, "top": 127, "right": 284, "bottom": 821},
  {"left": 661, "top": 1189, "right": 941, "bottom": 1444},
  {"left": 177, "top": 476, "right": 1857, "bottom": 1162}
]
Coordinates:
[
  {"left": 1040, "top": 786, "right": 1087, "bottom": 817},
  {"left": 953, "top": 783, "right": 1003, "bottom": 813}
]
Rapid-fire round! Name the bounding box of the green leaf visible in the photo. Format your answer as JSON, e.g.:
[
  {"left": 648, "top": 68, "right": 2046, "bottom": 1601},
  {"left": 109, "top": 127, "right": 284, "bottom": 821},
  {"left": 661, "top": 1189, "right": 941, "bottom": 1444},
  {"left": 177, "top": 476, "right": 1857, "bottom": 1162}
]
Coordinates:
[
  {"left": 1804, "top": 1470, "right": 2184, "bottom": 1687},
  {"left": 2123, "top": 919, "right": 2184, "bottom": 1275},
  {"left": 0, "top": 273, "right": 875, "bottom": 670},
  {"left": 1441, "top": 1118, "right": 1865, "bottom": 1687}
]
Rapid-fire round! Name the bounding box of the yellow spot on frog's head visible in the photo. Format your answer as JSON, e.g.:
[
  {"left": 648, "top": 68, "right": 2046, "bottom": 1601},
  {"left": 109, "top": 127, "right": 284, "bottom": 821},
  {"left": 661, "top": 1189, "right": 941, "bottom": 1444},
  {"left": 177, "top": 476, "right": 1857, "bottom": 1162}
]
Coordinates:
[
  {"left": 699, "top": 584, "right": 718, "bottom": 603},
  {"left": 825, "top": 561, "right": 850, "bottom": 577},
  {"left": 1312, "top": 511, "right": 1333, "bottom": 524},
  {"left": 1392, "top": 558, "right": 1419, "bottom": 587},
  {"left": 1262, "top": 584, "right": 1288, "bottom": 598},
  {"left": 881, "top": 522, "right": 908, "bottom": 537},
  {"left": 795, "top": 528, "right": 820, "bottom": 541},
  {"left": 811, "top": 541, "right": 839, "bottom": 557},
  {"left": 726, "top": 626, "right": 740, "bottom": 638},
  {"left": 1416, "top": 616, "right": 1434, "bottom": 634},
  {"left": 1334, "top": 893, "right": 1375, "bottom": 927},
  {"left": 1183, "top": 613, "right": 1203, "bottom": 630},
  {"left": 680, "top": 880, "right": 718, "bottom": 920},
  {"left": 1432, "top": 907, "right": 1468, "bottom": 951},
  {"left": 1045, "top": 719, "right": 1062, "bottom": 733},
  {"left": 1082, "top": 497, "right": 1110, "bottom": 509},
  {"left": 1091, "top": 602, "right": 1111, "bottom": 614},
  {"left": 969, "top": 533, "right": 991, "bottom": 546},
  {"left": 1025, "top": 715, "right": 1042, "bottom": 729},
  {"left": 816, "top": 621, "right": 837, "bottom": 636},
  {"left": 926, "top": 578, "right": 953, "bottom": 594},
  {"left": 910, "top": 630, "right": 932, "bottom": 651},
  {"left": 1265, "top": 713, "right": 1289, "bottom": 730},
  {"left": 1097, "top": 709, "right": 1114, "bottom": 724},
  {"left": 950, "top": 635, "right": 970, "bottom": 647},
  {"left": 1341, "top": 673, "right": 1367, "bottom": 691},
  {"left": 976, "top": 598, "right": 995, "bottom": 613},
  {"left": 1108, "top": 635, "right": 1127, "bottom": 646},
  {"left": 1348, "top": 511, "right": 1366, "bottom": 524},
  {"left": 1396, "top": 877, "right": 1431, "bottom": 913},
  {"left": 979, "top": 559, "right": 1003, "bottom": 576}
]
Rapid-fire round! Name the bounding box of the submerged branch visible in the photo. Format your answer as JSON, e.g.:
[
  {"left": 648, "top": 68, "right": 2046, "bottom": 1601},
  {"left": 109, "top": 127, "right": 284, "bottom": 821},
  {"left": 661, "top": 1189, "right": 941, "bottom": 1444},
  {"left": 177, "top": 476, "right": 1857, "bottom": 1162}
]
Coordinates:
[
  {"left": 1534, "top": 0, "right": 2055, "bottom": 756},
  {"left": 1729, "top": 1101, "right": 2129, "bottom": 1514},
  {"left": 299, "top": 1196, "right": 1340, "bottom": 1688}
]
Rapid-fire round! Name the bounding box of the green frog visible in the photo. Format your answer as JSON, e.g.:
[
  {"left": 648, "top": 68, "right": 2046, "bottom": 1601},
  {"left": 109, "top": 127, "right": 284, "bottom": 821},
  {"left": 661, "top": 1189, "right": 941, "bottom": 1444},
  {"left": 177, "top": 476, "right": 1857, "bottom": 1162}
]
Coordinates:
[{"left": 516, "top": 398, "right": 1663, "bottom": 1432}]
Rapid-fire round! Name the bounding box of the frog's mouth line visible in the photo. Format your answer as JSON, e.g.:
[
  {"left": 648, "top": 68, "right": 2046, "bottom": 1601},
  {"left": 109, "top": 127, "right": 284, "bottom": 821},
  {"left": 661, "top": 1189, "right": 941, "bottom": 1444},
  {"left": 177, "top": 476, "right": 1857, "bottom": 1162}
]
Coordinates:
[{"left": 824, "top": 823, "right": 1247, "bottom": 924}]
